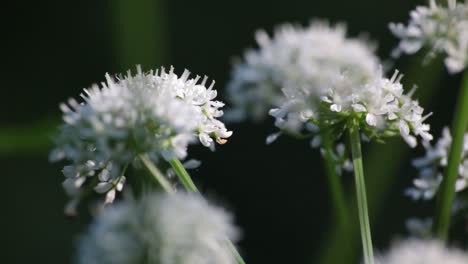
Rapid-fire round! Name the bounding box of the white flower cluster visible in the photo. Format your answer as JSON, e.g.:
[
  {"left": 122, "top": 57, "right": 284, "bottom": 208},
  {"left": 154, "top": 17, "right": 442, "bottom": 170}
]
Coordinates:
[
  {"left": 389, "top": 0, "right": 468, "bottom": 74},
  {"left": 270, "top": 70, "right": 433, "bottom": 148},
  {"left": 406, "top": 127, "right": 468, "bottom": 200},
  {"left": 77, "top": 192, "right": 239, "bottom": 264},
  {"left": 226, "top": 21, "right": 380, "bottom": 122},
  {"left": 49, "top": 66, "right": 232, "bottom": 214},
  {"left": 374, "top": 239, "right": 468, "bottom": 264}
]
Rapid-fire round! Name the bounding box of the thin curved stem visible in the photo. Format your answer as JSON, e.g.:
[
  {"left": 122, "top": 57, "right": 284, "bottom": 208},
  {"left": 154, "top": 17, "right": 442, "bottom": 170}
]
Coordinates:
[
  {"left": 138, "top": 155, "right": 247, "bottom": 264},
  {"left": 321, "top": 131, "right": 348, "bottom": 229},
  {"left": 139, "top": 154, "right": 175, "bottom": 193},
  {"left": 168, "top": 159, "right": 199, "bottom": 192},
  {"left": 226, "top": 239, "right": 247, "bottom": 264},
  {"left": 168, "top": 158, "right": 246, "bottom": 264},
  {"left": 434, "top": 70, "right": 468, "bottom": 240},
  {"left": 349, "top": 127, "right": 374, "bottom": 264}
]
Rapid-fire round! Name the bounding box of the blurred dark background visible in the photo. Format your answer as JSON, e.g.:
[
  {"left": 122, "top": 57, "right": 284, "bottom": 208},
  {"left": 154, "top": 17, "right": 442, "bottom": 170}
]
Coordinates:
[{"left": 1, "top": 0, "right": 465, "bottom": 263}]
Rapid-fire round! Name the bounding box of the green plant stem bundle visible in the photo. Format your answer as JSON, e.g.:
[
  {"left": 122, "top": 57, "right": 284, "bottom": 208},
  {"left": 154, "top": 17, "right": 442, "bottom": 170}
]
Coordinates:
[{"left": 349, "top": 126, "right": 374, "bottom": 264}]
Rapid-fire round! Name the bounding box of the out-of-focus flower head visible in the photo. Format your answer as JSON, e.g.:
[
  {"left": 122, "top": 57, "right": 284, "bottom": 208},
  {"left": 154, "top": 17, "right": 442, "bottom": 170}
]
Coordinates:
[
  {"left": 226, "top": 21, "right": 380, "bottom": 122},
  {"left": 374, "top": 239, "right": 468, "bottom": 264},
  {"left": 407, "top": 127, "right": 468, "bottom": 200},
  {"left": 50, "top": 66, "right": 232, "bottom": 214},
  {"left": 77, "top": 192, "right": 239, "bottom": 264},
  {"left": 389, "top": 0, "right": 468, "bottom": 74}
]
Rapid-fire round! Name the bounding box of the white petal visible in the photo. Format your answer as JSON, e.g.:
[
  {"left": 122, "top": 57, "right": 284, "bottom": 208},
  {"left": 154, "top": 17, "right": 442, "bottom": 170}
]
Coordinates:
[
  {"left": 352, "top": 104, "right": 366, "bottom": 112},
  {"left": 105, "top": 189, "right": 116, "bottom": 204},
  {"left": 366, "top": 114, "right": 377, "bottom": 126},
  {"left": 183, "top": 159, "right": 201, "bottom": 169},
  {"left": 199, "top": 133, "right": 213, "bottom": 147},
  {"left": 455, "top": 179, "right": 467, "bottom": 192},
  {"left": 310, "top": 136, "right": 321, "bottom": 148},
  {"left": 330, "top": 104, "right": 342, "bottom": 112},
  {"left": 98, "top": 169, "right": 110, "bottom": 182},
  {"left": 398, "top": 121, "right": 410, "bottom": 136},
  {"left": 403, "top": 135, "right": 418, "bottom": 148},
  {"left": 116, "top": 177, "right": 126, "bottom": 191},
  {"left": 266, "top": 132, "right": 281, "bottom": 145}
]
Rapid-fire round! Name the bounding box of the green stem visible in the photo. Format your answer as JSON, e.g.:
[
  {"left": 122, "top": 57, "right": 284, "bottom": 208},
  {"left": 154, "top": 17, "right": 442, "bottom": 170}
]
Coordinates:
[
  {"left": 318, "top": 55, "right": 444, "bottom": 264},
  {"left": 168, "top": 159, "right": 199, "bottom": 192},
  {"left": 434, "top": 70, "right": 468, "bottom": 240},
  {"left": 226, "top": 239, "right": 247, "bottom": 264},
  {"left": 168, "top": 158, "right": 246, "bottom": 264},
  {"left": 139, "top": 154, "right": 175, "bottom": 193},
  {"left": 349, "top": 127, "right": 374, "bottom": 264},
  {"left": 321, "top": 131, "right": 348, "bottom": 229},
  {"left": 138, "top": 156, "right": 247, "bottom": 264},
  {"left": 139, "top": 156, "right": 245, "bottom": 263}
]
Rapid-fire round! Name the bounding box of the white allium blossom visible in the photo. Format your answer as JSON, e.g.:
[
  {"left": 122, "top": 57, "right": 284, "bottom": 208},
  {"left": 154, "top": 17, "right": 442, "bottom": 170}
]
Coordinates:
[
  {"left": 407, "top": 127, "right": 468, "bottom": 200},
  {"left": 389, "top": 0, "right": 468, "bottom": 74},
  {"left": 270, "top": 69, "right": 433, "bottom": 148},
  {"left": 226, "top": 21, "right": 381, "bottom": 122},
  {"left": 77, "top": 192, "right": 239, "bottom": 264},
  {"left": 374, "top": 239, "right": 468, "bottom": 264},
  {"left": 50, "top": 66, "right": 232, "bottom": 214}
]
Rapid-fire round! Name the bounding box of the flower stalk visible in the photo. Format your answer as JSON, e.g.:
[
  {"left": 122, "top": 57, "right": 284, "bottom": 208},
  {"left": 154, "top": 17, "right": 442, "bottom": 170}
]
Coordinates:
[
  {"left": 434, "top": 71, "right": 468, "bottom": 240},
  {"left": 226, "top": 239, "right": 247, "bottom": 264},
  {"left": 139, "top": 154, "right": 175, "bottom": 193},
  {"left": 168, "top": 158, "right": 246, "bottom": 264},
  {"left": 140, "top": 156, "right": 246, "bottom": 264},
  {"left": 322, "top": 130, "right": 348, "bottom": 229},
  {"left": 169, "top": 158, "right": 200, "bottom": 192},
  {"left": 349, "top": 125, "right": 374, "bottom": 264}
]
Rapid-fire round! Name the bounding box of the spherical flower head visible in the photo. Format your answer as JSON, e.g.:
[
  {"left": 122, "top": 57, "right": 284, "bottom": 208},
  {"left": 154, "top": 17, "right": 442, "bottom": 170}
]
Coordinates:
[
  {"left": 76, "top": 192, "right": 239, "bottom": 264},
  {"left": 270, "top": 69, "right": 433, "bottom": 149},
  {"left": 374, "top": 239, "right": 468, "bottom": 264},
  {"left": 226, "top": 20, "right": 380, "bottom": 122},
  {"left": 389, "top": 0, "right": 468, "bottom": 74},
  {"left": 49, "top": 66, "right": 232, "bottom": 214},
  {"left": 407, "top": 127, "right": 468, "bottom": 200}
]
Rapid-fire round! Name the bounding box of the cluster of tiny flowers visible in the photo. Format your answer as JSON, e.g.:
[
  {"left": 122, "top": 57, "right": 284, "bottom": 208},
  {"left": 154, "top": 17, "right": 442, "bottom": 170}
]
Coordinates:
[
  {"left": 270, "top": 69, "right": 433, "bottom": 148},
  {"left": 49, "top": 66, "right": 231, "bottom": 214},
  {"left": 374, "top": 239, "right": 468, "bottom": 264},
  {"left": 77, "top": 192, "right": 239, "bottom": 264},
  {"left": 226, "top": 21, "right": 380, "bottom": 122},
  {"left": 389, "top": 0, "right": 468, "bottom": 74},
  {"left": 406, "top": 127, "right": 468, "bottom": 200}
]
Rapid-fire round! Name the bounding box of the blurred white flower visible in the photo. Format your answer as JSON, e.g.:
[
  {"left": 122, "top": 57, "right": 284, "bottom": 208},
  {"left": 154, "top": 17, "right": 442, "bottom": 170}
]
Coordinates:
[
  {"left": 375, "top": 239, "right": 468, "bottom": 264},
  {"left": 271, "top": 69, "right": 433, "bottom": 148},
  {"left": 407, "top": 127, "right": 468, "bottom": 200},
  {"left": 77, "top": 192, "right": 239, "bottom": 264},
  {"left": 226, "top": 20, "right": 380, "bottom": 122},
  {"left": 50, "top": 66, "right": 231, "bottom": 214},
  {"left": 389, "top": 0, "right": 468, "bottom": 74}
]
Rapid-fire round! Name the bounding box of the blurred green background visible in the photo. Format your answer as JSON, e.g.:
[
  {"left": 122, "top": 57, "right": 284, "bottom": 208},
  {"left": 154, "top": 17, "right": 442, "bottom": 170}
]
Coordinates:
[{"left": 2, "top": 0, "right": 465, "bottom": 263}]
